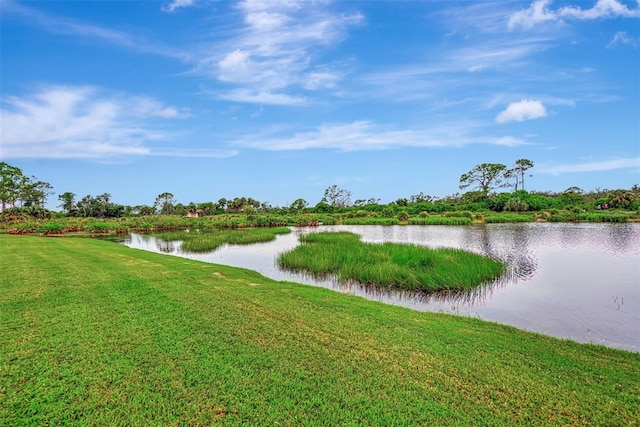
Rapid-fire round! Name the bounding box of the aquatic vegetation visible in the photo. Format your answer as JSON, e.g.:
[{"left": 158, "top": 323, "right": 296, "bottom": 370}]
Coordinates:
[
  {"left": 179, "top": 227, "right": 291, "bottom": 253},
  {"left": 342, "top": 217, "right": 399, "bottom": 225},
  {"left": 484, "top": 214, "right": 534, "bottom": 223},
  {"left": 278, "top": 232, "right": 503, "bottom": 292},
  {"left": 408, "top": 216, "right": 472, "bottom": 225}
]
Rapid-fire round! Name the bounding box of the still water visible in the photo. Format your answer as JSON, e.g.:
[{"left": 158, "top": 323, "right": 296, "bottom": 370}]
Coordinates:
[{"left": 121, "top": 223, "right": 640, "bottom": 352}]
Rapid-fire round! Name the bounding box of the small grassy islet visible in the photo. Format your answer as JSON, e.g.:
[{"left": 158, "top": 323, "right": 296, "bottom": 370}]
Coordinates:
[
  {"left": 153, "top": 227, "right": 291, "bottom": 253},
  {"left": 277, "top": 231, "right": 504, "bottom": 292}
]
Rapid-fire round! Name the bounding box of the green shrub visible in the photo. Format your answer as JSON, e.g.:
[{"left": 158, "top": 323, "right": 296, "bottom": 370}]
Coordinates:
[{"left": 87, "top": 222, "right": 111, "bottom": 232}]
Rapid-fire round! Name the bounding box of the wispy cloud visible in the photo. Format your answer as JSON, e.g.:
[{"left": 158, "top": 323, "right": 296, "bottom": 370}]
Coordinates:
[
  {"left": 195, "top": 0, "right": 363, "bottom": 105},
  {"left": 2, "top": 0, "right": 190, "bottom": 60},
  {"left": 0, "top": 85, "right": 235, "bottom": 159},
  {"left": 229, "top": 120, "right": 528, "bottom": 151},
  {"left": 162, "top": 0, "right": 196, "bottom": 13},
  {"left": 607, "top": 31, "right": 637, "bottom": 47},
  {"left": 539, "top": 158, "right": 640, "bottom": 175},
  {"left": 508, "top": 0, "right": 640, "bottom": 30},
  {"left": 495, "top": 99, "right": 547, "bottom": 123}
]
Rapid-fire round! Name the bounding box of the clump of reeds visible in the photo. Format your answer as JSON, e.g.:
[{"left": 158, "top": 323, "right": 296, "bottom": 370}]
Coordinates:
[
  {"left": 342, "top": 217, "right": 399, "bottom": 225},
  {"left": 407, "top": 216, "right": 472, "bottom": 225},
  {"left": 277, "top": 231, "right": 503, "bottom": 292},
  {"left": 484, "top": 214, "right": 534, "bottom": 223}
]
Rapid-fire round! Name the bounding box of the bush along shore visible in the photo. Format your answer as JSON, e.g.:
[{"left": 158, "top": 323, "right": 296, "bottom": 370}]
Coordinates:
[
  {"left": 1, "top": 234, "right": 639, "bottom": 425},
  {"left": 1, "top": 208, "right": 637, "bottom": 237}
]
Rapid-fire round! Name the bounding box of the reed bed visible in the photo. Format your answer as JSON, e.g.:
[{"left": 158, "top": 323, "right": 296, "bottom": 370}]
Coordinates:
[
  {"left": 278, "top": 232, "right": 503, "bottom": 292},
  {"left": 179, "top": 227, "right": 291, "bottom": 253},
  {"left": 484, "top": 214, "right": 534, "bottom": 223},
  {"left": 407, "top": 216, "right": 472, "bottom": 225},
  {"left": 342, "top": 217, "right": 400, "bottom": 225}
]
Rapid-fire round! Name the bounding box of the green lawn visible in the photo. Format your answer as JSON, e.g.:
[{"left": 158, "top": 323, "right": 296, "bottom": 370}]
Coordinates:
[{"left": 1, "top": 235, "right": 638, "bottom": 426}]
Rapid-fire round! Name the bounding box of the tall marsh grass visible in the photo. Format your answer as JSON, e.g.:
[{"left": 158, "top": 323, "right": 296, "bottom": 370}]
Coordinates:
[
  {"left": 342, "top": 217, "right": 399, "bottom": 225},
  {"left": 408, "top": 216, "right": 472, "bottom": 225},
  {"left": 178, "top": 227, "right": 291, "bottom": 253},
  {"left": 484, "top": 214, "right": 534, "bottom": 223},
  {"left": 278, "top": 232, "right": 503, "bottom": 292}
]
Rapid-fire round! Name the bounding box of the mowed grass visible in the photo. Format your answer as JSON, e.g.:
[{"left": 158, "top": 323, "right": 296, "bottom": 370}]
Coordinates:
[
  {"left": 1, "top": 235, "right": 639, "bottom": 426},
  {"left": 278, "top": 232, "right": 504, "bottom": 292}
]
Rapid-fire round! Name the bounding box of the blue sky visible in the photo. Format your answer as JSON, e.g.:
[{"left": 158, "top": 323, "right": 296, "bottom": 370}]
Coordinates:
[{"left": 1, "top": 0, "right": 639, "bottom": 209}]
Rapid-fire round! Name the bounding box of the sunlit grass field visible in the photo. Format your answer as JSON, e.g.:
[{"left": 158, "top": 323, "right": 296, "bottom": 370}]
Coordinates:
[{"left": 1, "top": 235, "right": 638, "bottom": 425}]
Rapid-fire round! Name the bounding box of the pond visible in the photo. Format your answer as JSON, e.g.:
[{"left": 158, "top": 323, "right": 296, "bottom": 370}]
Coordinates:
[{"left": 120, "top": 223, "right": 640, "bottom": 352}]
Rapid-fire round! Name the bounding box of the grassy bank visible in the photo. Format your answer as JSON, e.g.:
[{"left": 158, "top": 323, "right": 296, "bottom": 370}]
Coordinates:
[
  {"left": 1, "top": 235, "right": 638, "bottom": 425},
  {"left": 277, "top": 232, "right": 503, "bottom": 292}
]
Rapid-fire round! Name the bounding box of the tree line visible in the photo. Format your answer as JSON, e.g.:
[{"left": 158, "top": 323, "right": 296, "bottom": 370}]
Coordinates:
[{"left": 1, "top": 160, "right": 638, "bottom": 220}]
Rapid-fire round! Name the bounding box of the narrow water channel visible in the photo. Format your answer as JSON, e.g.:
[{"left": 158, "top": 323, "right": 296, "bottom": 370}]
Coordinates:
[{"left": 120, "top": 223, "right": 640, "bottom": 352}]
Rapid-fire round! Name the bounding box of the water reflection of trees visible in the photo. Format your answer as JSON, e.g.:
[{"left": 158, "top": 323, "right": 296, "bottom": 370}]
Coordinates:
[{"left": 461, "top": 224, "right": 539, "bottom": 281}]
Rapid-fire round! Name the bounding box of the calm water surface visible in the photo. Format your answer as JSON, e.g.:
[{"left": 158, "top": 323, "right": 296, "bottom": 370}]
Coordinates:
[{"left": 121, "top": 223, "right": 640, "bottom": 352}]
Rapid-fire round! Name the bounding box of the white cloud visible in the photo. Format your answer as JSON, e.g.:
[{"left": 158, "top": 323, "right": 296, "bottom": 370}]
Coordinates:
[
  {"left": 493, "top": 136, "right": 529, "bottom": 146},
  {"left": 195, "top": 0, "right": 363, "bottom": 104},
  {"left": 162, "top": 0, "right": 196, "bottom": 13},
  {"left": 495, "top": 99, "right": 547, "bottom": 123},
  {"left": 229, "top": 120, "right": 528, "bottom": 151},
  {"left": 3, "top": 0, "right": 189, "bottom": 60},
  {"left": 607, "top": 31, "right": 637, "bottom": 47},
  {"left": 559, "top": 0, "right": 640, "bottom": 20},
  {"left": 217, "top": 89, "right": 306, "bottom": 105},
  {"left": 0, "top": 85, "right": 229, "bottom": 159},
  {"left": 508, "top": 0, "right": 640, "bottom": 30},
  {"left": 508, "top": 0, "right": 557, "bottom": 30},
  {"left": 539, "top": 158, "right": 640, "bottom": 174}
]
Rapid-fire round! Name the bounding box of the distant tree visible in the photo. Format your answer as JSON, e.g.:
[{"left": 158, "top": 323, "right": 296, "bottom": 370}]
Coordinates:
[
  {"left": 187, "top": 202, "right": 198, "bottom": 213},
  {"left": 395, "top": 198, "right": 408, "bottom": 207},
  {"left": 58, "top": 192, "right": 77, "bottom": 215},
  {"left": 321, "top": 185, "right": 351, "bottom": 208},
  {"left": 154, "top": 192, "right": 176, "bottom": 215},
  {"left": 0, "top": 163, "right": 50, "bottom": 209},
  {"left": 77, "top": 195, "right": 93, "bottom": 217},
  {"left": 410, "top": 192, "right": 434, "bottom": 204},
  {"left": 503, "top": 168, "right": 517, "bottom": 191},
  {"left": 289, "top": 198, "right": 309, "bottom": 212},
  {"left": 173, "top": 203, "right": 187, "bottom": 216},
  {"left": 17, "top": 178, "right": 53, "bottom": 208},
  {"left": 94, "top": 193, "right": 112, "bottom": 217},
  {"left": 607, "top": 189, "right": 636, "bottom": 209},
  {"left": 216, "top": 198, "right": 228, "bottom": 211},
  {"left": 197, "top": 202, "right": 216, "bottom": 216},
  {"left": 0, "top": 162, "right": 25, "bottom": 209},
  {"left": 564, "top": 186, "right": 583, "bottom": 194},
  {"left": 135, "top": 205, "right": 155, "bottom": 216},
  {"left": 513, "top": 159, "right": 534, "bottom": 191},
  {"left": 314, "top": 201, "right": 333, "bottom": 213},
  {"left": 459, "top": 163, "right": 507, "bottom": 194}
]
